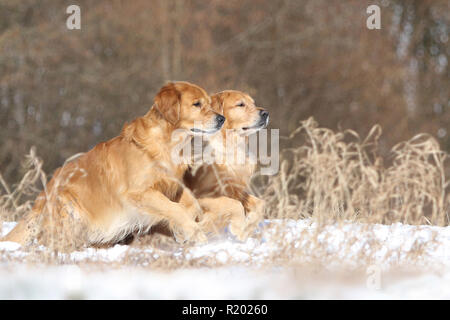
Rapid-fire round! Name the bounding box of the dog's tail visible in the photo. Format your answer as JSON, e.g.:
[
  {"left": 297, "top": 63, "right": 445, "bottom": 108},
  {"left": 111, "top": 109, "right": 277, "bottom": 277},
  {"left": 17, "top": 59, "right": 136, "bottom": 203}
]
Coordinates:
[
  {"left": 1, "top": 218, "right": 31, "bottom": 245},
  {"left": 1, "top": 198, "right": 44, "bottom": 245}
]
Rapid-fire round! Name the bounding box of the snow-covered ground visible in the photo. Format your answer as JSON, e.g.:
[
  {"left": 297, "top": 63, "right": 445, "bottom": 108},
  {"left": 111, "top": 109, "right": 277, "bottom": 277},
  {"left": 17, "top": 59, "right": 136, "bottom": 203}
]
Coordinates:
[
  {"left": 1, "top": 264, "right": 450, "bottom": 299},
  {"left": 0, "top": 219, "right": 449, "bottom": 299}
]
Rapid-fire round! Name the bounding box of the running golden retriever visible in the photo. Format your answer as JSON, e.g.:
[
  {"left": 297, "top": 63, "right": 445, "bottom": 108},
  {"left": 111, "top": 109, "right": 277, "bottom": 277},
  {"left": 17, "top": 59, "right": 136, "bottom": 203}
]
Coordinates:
[
  {"left": 184, "top": 90, "right": 269, "bottom": 240},
  {"left": 2, "top": 81, "right": 224, "bottom": 247}
]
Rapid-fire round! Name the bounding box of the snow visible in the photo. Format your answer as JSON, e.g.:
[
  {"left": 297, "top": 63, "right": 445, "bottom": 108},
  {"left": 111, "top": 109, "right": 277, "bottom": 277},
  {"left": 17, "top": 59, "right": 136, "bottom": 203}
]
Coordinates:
[
  {"left": 0, "top": 222, "right": 17, "bottom": 237},
  {"left": 0, "top": 241, "right": 21, "bottom": 251},
  {"left": 0, "top": 264, "right": 449, "bottom": 299},
  {"left": 0, "top": 219, "right": 449, "bottom": 299}
]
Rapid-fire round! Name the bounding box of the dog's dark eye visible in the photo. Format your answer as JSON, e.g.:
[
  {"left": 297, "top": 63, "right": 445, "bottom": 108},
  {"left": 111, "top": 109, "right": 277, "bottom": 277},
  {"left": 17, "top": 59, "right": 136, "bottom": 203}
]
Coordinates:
[
  {"left": 237, "top": 102, "right": 245, "bottom": 107},
  {"left": 193, "top": 102, "right": 201, "bottom": 107}
]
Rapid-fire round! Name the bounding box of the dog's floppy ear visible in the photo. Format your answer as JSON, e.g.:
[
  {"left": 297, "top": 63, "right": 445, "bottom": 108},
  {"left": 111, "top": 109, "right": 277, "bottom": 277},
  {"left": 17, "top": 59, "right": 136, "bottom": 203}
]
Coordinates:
[
  {"left": 210, "top": 94, "right": 224, "bottom": 114},
  {"left": 154, "top": 82, "right": 181, "bottom": 125}
]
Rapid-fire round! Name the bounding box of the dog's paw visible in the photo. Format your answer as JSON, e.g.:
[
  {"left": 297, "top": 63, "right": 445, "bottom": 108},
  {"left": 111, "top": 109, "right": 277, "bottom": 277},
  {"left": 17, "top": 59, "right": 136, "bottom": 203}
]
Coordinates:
[
  {"left": 190, "top": 229, "right": 208, "bottom": 244},
  {"left": 173, "top": 229, "right": 188, "bottom": 244},
  {"left": 229, "top": 223, "right": 247, "bottom": 242},
  {"left": 182, "top": 222, "right": 208, "bottom": 244},
  {"left": 245, "top": 211, "right": 262, "bottom": 228},
  {"left": 186, "top": 203, "right": 204, "bottom": 222}
]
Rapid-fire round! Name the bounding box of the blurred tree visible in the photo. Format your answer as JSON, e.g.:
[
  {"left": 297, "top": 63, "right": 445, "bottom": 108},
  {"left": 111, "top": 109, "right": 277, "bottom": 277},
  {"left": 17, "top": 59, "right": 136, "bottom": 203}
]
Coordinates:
[{"left": 0, "top": 0, "right": 448, "bottom": 184}]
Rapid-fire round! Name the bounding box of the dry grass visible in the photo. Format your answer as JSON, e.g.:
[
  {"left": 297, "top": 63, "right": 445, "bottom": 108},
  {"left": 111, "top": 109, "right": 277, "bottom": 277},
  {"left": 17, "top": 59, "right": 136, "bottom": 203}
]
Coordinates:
[
  {"left": 0, "top": 148, "right": 90, "bottom": 254},
  {"left": 0, "top": 118, "right": 449, "bottom": 269},
  {"left": 0, "top": 147, "right": 44, "bottom": 222},
  {"left": 259, "top": 117, "right": 449, "bottom": 226}
]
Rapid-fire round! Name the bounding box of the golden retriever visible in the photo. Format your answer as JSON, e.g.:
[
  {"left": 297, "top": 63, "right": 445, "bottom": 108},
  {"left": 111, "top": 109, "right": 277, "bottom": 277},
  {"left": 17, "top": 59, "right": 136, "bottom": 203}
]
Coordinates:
[
  {"left": 2, "top": 81, "right": 224, "bottom": 247},
  {"left": 184, "top": 90, "right": 269, "bottom": 240}
]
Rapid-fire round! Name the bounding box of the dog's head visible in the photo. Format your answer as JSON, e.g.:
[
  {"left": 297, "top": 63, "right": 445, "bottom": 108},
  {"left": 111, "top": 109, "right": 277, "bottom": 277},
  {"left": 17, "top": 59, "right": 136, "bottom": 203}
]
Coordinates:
[
  {"left": 211, "top": 90, "right": 269, "bottom": 135},
  {"left": 154, "top": 81, "right": 225, "bottom": 135}
]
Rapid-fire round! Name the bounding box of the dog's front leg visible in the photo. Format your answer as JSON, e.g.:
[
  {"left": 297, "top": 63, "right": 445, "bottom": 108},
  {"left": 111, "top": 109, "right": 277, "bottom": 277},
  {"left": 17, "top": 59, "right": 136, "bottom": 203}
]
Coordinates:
[
  {"left": 244, "top": 194, "right": 265, "bottom": 231},
  {"left": 198, "top": 197, "right": 247, "bottom": 241},
  {"left": 126, "top": 189, "right": 207, "bottom": 244},
  {"left": 178, "top": 187, "right": 204, "bottom": 222}
]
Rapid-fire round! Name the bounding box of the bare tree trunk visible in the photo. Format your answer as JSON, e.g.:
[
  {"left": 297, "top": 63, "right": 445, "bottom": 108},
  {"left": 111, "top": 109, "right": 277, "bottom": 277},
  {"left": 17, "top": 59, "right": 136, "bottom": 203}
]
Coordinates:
[
  {"left": 160, "top": 0, "right": 171, "bottom": 80},
  {"left": 396, "top": 2, "right": 418, "bottom": 119},
  {"left": 273, "top": 1, "right": 289, "bottom": 129},
  {"left": 172, "top": 0, "right": 183, "bottom": 80}
]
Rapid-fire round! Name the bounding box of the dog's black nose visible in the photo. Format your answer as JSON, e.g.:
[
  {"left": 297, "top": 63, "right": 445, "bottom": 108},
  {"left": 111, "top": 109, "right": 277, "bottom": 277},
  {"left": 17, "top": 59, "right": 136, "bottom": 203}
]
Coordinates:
[
  {"left": 216, "top": 114, "right": 225, "bottom": 126},
  {"left": 260, "top": 110, "right": 269, "bottom": 119}
]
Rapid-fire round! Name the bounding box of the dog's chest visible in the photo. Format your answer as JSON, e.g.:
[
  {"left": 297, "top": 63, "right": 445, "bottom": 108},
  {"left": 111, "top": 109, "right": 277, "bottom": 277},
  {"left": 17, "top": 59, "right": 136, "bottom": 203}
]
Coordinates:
[{"left": 89, "top": 205, "right": 158, "bottom": 244}]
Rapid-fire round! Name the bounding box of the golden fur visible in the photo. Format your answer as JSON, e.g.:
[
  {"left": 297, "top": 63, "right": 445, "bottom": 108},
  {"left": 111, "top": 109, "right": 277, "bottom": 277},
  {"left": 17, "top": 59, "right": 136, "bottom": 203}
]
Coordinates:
[
  {"left": 184, "top": 90, "right": 268, "bottom": 240},
  {"left": 2, "top": 81, "right": 224, "bottom": 247}
]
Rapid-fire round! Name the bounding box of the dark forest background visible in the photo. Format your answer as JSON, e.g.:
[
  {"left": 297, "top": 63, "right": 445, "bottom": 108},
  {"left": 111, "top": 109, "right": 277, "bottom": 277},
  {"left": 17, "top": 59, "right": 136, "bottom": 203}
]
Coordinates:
[{"left": 0, "top": 0, "right": 448, "bottom": 184}]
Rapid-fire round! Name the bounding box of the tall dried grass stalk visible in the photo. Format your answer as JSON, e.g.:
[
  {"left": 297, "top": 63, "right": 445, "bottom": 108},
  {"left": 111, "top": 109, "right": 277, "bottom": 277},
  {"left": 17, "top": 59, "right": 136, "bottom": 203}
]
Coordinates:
[
  {"left": 260, "top": 117, "right": 449, "bottom": 226},
  {"left": 0, "top": 148, "right": 89, "bottom": 254},
  {"left": 0, "top": 147, "right": 45, "bottom": 222}
]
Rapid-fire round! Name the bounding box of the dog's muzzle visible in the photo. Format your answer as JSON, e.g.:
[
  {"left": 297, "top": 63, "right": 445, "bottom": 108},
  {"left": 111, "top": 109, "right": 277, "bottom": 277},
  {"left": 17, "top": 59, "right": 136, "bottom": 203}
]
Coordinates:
[
  {"left": 242, "top": 110, "right": 269, "bottom": 131},
  {"left": 190, "top": 114, "right": 225, "bottom": 135},
  {"left": 259, "top": 110, "right": 269, "bottom": 128},
  {"left": 215, "top": 114, "right": 225, "bottom": 129}
]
